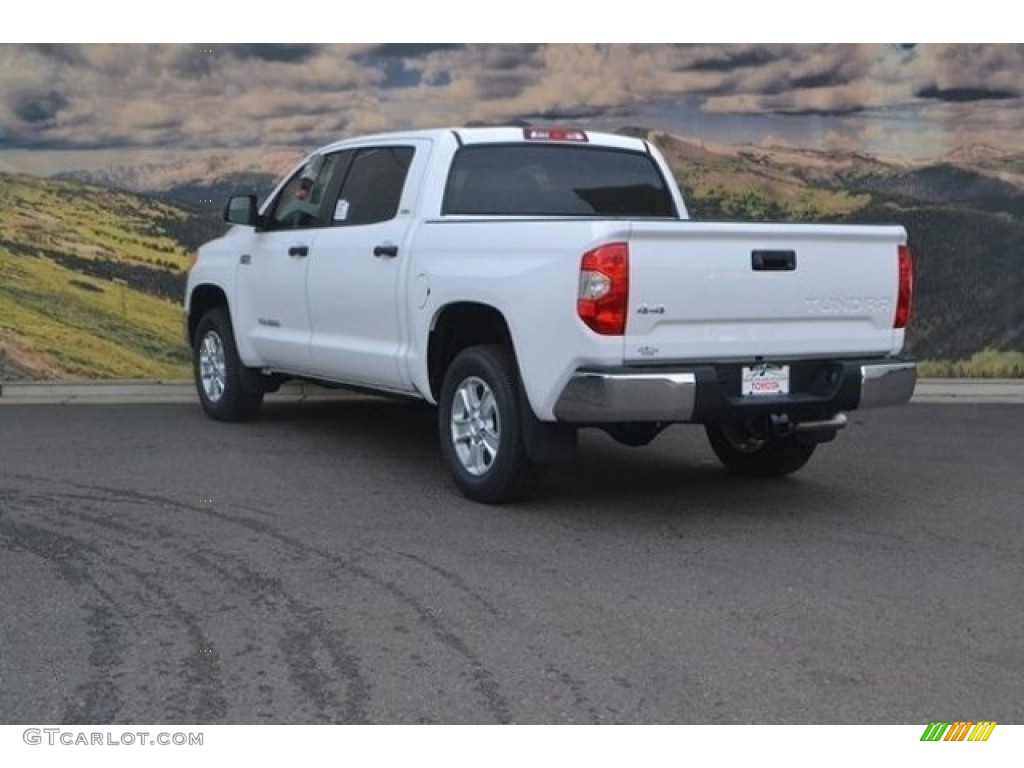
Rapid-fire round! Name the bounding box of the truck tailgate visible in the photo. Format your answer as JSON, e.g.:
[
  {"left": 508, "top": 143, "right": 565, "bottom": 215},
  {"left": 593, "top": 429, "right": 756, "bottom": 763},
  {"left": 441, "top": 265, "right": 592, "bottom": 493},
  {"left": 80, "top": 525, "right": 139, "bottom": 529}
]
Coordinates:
[{"left": 624, "top": 221, "right": 906, "bottom": 362}]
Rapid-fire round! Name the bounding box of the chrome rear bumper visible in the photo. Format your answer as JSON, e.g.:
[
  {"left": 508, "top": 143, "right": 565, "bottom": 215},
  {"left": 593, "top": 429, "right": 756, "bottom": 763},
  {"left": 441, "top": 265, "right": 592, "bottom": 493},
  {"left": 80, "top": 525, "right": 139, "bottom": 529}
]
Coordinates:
[
  {"left": 858, "top": 362, "right": 918, "bottom": 410},
  {"left": 552, "top": 371, "right": 697, "bottom": 422},
  {"left": 553, "top": 359, "right": 916, "bottom": 424}
]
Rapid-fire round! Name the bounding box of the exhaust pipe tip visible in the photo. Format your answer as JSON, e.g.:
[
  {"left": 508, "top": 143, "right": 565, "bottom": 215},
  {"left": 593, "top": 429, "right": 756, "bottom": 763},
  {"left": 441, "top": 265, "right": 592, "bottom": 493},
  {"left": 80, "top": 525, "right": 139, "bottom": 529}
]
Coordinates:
[
  {"left": 794, "top": 413, "right": 848, "bottom": 433},
  {"left": 793, "top": 413, "right": 848, "bottom": 444}
]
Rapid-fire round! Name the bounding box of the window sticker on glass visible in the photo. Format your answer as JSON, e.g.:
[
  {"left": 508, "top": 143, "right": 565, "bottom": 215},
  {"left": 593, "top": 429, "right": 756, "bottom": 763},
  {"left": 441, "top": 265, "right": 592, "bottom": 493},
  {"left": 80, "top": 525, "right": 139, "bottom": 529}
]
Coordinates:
[{"left": 334, "top": 199, "right": 350, "bottom": 221}]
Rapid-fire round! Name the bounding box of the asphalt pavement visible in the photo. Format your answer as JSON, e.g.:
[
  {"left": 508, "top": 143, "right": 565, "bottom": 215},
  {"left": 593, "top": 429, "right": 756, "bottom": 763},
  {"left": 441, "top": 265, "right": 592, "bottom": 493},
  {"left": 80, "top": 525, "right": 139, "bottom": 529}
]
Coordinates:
[
  {"left": 1, "top": 377, "right": 1023, "bottom": 405},
  {"left": 0, "top": 394, "right": 1022, "bottom": 724}
]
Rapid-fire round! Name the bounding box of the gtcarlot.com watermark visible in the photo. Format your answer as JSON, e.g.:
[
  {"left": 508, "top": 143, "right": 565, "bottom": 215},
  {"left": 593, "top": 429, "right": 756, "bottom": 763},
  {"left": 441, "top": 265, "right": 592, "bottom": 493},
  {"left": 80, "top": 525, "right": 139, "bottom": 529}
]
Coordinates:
[{"left": 23, "top": 728, "right": 203, "bottom": 747}]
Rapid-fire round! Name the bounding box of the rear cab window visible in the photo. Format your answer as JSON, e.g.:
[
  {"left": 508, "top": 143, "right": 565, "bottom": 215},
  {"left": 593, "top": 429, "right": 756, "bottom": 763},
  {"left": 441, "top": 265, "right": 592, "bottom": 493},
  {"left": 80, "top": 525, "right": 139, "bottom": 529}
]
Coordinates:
[
  {"left": 443, "top": 144, "right": 678, "bottom": 218},
  {"left": 332, "top": 146, "right": 415, "bottom": 226}
]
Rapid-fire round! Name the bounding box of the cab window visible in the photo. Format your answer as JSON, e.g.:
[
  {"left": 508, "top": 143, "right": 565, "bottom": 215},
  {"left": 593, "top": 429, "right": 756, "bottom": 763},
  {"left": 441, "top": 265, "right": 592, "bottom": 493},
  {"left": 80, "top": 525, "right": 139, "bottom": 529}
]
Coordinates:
[
  {"left": 331, "top": 146, "right": 414, "bottom": 227},
  {"left": 265, "top": 151, "right": 349, "bottom": 230}
]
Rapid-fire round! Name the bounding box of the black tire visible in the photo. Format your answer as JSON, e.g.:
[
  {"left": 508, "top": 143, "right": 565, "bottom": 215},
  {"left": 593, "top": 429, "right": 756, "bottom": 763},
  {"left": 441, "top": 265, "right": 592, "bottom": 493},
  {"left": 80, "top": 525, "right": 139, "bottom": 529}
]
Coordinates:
[
  {"left": 705, "top": 422, "right": 816, "bottom": 478},
  {"left": 438, "top": 345, "right": 544, "bottom": 504},
  {"left": 192, "top": 308, "right": 264, "bottom": 421}
]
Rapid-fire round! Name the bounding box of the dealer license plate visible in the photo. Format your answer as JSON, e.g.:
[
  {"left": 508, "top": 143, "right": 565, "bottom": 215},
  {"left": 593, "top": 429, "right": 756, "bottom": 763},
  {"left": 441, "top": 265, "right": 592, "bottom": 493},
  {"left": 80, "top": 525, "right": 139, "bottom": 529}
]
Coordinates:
[{"left": 742, "top": 364, "right": 790, "bottom": 397}]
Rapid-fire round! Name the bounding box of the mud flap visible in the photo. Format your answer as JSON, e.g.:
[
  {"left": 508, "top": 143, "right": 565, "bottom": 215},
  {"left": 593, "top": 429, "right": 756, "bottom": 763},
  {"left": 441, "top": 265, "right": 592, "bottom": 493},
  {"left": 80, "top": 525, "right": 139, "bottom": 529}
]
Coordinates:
[{"left": 518, "top": 381, "right": 577, "bottom": 464}]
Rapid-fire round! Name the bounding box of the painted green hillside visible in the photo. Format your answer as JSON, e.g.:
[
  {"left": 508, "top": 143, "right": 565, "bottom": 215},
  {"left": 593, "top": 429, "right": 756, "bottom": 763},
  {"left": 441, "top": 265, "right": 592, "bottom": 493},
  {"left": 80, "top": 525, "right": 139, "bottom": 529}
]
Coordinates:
[{"left": 0, "top": 172, "right": 224, "bottom": 379}]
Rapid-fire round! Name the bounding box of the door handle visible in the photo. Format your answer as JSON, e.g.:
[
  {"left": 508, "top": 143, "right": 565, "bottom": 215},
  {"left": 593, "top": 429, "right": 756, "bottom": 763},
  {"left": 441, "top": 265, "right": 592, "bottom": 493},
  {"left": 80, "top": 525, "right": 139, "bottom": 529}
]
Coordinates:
[
  {"left": 288, "top": 245, "right": 309, "bottom": 258},
  {"left": 752, "top": 250, "right": 796, "bottom": 271},
  {"left": 374, "top": 244, "right": 399, "bottom": 259}
]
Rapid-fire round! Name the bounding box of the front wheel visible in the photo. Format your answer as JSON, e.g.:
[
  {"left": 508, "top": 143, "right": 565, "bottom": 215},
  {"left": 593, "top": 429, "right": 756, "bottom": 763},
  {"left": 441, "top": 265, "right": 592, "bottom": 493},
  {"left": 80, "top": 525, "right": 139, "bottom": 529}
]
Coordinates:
[
  {"left": 705, "top": 422, "right": 816, "bottom": 478},
  {"left": 438, "top": 345, "right": 544, "bottom": 504},
  {"left": 193, "top": 308, "right": 264, "bottom": 421}
]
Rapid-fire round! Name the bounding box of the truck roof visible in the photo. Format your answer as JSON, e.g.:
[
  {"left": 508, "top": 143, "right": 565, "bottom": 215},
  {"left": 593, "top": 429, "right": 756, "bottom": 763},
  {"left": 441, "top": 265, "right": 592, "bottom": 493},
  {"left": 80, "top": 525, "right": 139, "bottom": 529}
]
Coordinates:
[{"left": 316, "top": 126, "right": 650, "bottom": 155}]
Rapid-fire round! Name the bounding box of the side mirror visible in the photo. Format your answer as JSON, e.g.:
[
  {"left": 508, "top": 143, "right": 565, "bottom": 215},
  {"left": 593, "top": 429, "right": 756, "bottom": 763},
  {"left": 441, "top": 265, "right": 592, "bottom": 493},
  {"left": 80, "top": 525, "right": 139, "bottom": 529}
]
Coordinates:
[{"left": 224, "top": 195, "right": 259, "bottom": 226}]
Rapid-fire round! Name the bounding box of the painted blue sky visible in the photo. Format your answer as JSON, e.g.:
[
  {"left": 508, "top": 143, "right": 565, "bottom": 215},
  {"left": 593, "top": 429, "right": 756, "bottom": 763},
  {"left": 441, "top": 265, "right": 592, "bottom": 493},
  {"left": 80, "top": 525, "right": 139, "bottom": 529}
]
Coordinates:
[{"left": 1, "top": 43, "right": 1022, "bottom": 174}]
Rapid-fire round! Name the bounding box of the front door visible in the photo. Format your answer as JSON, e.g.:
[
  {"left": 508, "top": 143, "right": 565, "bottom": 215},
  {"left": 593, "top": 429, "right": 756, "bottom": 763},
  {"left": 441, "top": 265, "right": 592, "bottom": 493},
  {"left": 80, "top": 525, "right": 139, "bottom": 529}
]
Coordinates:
[{"left": 234, "top": 151, "right": 349, "bottom": 373}]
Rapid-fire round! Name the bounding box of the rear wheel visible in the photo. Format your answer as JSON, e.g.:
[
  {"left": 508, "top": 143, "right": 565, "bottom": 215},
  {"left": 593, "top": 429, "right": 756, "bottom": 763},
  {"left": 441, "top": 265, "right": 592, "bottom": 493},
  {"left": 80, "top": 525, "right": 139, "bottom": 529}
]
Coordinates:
[
  {"left": 193, "top": 309, "right": 263, "bottom": 421},
  {"left": 705, "top": 422, "right": 816, "bottom": 478},
  {"left": 438, "top": 345, "right": 543, "bottom": 503}
]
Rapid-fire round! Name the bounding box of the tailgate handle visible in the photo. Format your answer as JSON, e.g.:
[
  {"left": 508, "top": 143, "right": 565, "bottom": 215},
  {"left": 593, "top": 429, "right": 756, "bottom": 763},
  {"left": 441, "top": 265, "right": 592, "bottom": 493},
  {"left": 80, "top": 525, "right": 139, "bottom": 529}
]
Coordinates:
[{"left": 752, "top": 250, "right": 796, "bottom": 271}]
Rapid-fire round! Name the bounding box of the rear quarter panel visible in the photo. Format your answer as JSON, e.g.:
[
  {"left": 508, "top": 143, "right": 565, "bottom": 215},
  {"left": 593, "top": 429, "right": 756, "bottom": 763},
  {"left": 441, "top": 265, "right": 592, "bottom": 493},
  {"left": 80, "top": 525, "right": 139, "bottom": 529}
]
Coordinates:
[{"left": 407, "top": 218, "right": 630, "bottom": 419}]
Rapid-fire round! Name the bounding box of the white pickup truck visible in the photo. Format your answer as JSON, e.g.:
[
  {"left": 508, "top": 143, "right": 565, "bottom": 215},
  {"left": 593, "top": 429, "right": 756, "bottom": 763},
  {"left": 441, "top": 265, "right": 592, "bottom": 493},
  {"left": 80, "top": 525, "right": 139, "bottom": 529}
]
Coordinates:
[{"left": 185, "top": 126, "right": 916, "bottom": 503}]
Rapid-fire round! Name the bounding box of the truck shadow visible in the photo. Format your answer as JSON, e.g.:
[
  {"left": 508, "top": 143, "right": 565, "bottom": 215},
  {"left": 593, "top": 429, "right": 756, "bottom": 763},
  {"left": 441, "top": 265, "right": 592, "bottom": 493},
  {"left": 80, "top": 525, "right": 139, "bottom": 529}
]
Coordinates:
[
  {"left": 257, "top": 397, "right": 855, "bottom": 521},
  {"left": 544, "top": 431, "right": 854, "bottom": 522}
]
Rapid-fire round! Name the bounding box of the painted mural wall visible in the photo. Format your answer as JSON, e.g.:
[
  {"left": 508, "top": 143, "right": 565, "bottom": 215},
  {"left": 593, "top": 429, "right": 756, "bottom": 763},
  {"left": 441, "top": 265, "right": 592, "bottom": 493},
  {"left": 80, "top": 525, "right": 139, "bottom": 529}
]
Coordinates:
[{"left": 1, "top": 44, "right": 1022, "bottom": 378}]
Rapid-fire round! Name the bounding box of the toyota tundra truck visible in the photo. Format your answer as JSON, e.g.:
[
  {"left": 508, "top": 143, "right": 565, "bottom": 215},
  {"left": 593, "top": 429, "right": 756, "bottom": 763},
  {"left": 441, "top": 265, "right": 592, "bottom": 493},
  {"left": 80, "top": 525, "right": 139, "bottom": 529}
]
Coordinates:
[{"left": 184, "top": 126, "right": 916, "bottom": 503}]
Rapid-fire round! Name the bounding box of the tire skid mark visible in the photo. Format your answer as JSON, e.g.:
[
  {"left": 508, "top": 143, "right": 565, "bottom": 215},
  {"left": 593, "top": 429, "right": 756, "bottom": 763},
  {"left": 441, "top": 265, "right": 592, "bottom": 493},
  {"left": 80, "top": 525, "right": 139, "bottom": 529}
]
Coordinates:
[
  {"left": 52, "top": 476, "right": 513, "bottom": 723},
  {"left": 239, "top": 564, "right": 373, "bottom": 726},
  {"left": 0, "top": 514, "right": 141, "bottom": 620},
  {"left": 0, "top": 516, "right": 127, "bottom": 723},
  {"left": 30, "top": 496, "right": 371, "bottom": 724},
  {"left": 123, "top": 572, "right": 228, "bottom": 723},
  {"left": 545, "top": 665, "right": 602, "bottom": 724},
  {"left": 0, "top": 515, "right": 116, "bottom": 599},
  {"left": 6, "top": 482, "right": 366, "bottom": 724},
  {"left": 1, "top": 488, "right": 226, "bottom": 723},
  {"left": 61, "top": 603, "right": 123, "bottom": 724},
  {"left": 194, "top": 510, "right": 514, "bottom": 723},
  {"left": 9, "top": 482, "right": 370, "bottom": 724},
  {"left": 75, "top": 546, "right": 226, "bottom": 722},
  {"left": 397, "top": 551, "right": 505, "bottom": 619},
  {"left": 185, "top": 551, "right": 372, "bottom": 724},
  {"left": 1, "top": 491, "right": 197, "bottom": 618},
  {"left": 7, "top": 475, "right": 515, "bottom": 724},
  {"left": 5, "top": 475, "right": 220, "bottom": 523}
]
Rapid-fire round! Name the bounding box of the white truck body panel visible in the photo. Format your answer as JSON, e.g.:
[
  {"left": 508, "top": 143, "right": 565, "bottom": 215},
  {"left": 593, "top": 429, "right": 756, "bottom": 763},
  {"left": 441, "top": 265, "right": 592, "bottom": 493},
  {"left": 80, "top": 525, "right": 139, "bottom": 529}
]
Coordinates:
[{"left": 623, "top": 221, "right": 906, "bottom": 364}]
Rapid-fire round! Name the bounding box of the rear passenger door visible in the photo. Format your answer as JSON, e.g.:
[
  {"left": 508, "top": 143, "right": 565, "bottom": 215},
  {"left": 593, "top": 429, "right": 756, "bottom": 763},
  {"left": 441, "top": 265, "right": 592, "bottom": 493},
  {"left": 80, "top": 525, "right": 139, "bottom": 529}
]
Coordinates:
[{"left": 306, "top": 141, "right": 429, "bottom": 390}]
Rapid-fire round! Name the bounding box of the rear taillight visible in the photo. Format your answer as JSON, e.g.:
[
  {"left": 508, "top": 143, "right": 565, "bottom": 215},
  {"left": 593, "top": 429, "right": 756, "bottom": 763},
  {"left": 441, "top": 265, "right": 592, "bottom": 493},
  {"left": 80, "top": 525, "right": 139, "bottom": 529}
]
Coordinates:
[
  {"left": 895, "top": 244, "right": 913, "bottom": 329},
  {"left": 578, "top": 242, "right": 629, "bottom": 335}
]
